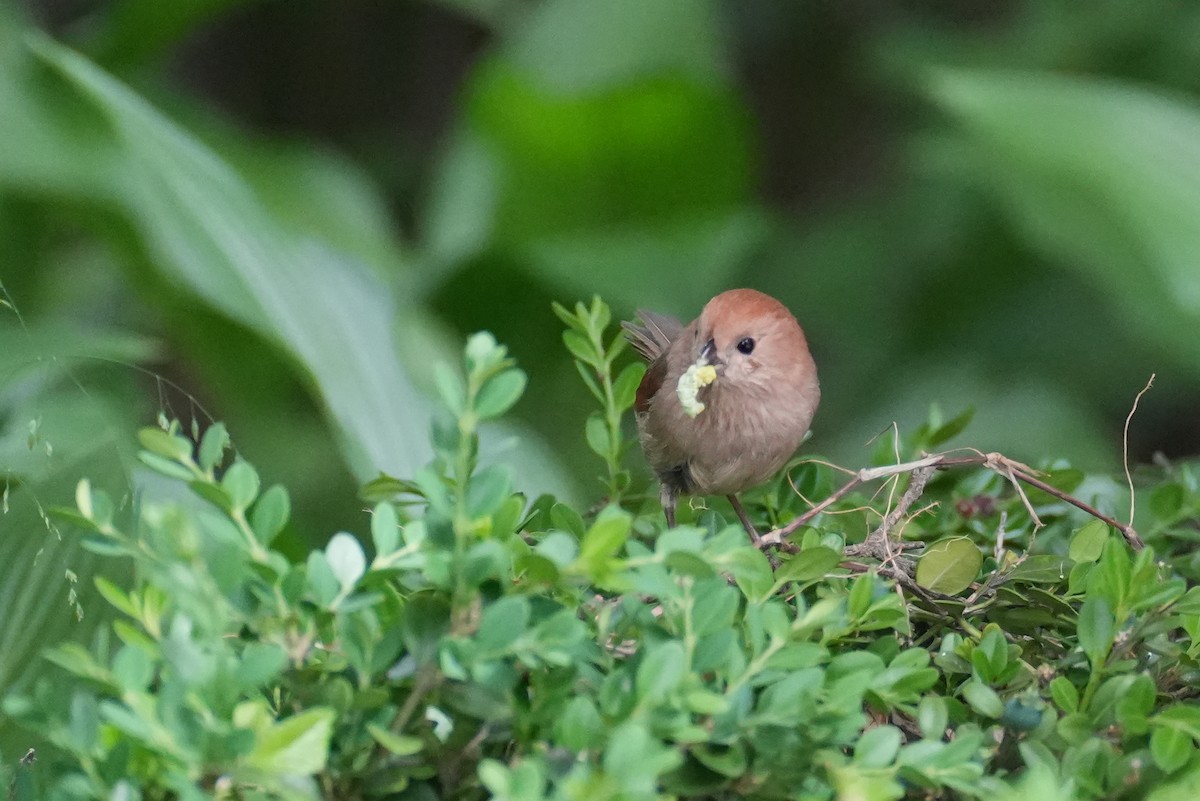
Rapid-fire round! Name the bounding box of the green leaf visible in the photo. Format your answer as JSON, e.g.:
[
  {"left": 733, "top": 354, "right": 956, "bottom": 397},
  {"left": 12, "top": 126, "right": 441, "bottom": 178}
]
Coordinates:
[
  {"left": 1069, "top": 520, "right": 1110, "bottom": 564},
  {"left": 475, "top": 369, "right": 527, "bottom": 419},
  {"left": 235, "top": 643, "right": 288, "bottom": 689},
  {"left": 636, "top": 641, "right": 686, "bottom": 701},
  {"left": 1004, "top": 555, "right": 1071, "bottom": 584},
  {"left": 1049, "top": 676, "right": 1079, "bottom": 713},
  {"left": 197, "top": 422, "right": 229, "bottom": 473},
  {"left": 562, "top": 329, "right": 596, "bottom": 364},
  {"left": 773, "top": 546, "right": 842, "bottom": 586},
  {"left": 577, "top": 506, "right": 631, "bottom": 565},
  {"left": 1153, "top": 727, "right": 1194, "bottom": 774},
  {"left": 584, "top": 413, "right": 610, "bottom": 458},
  {"left": 728, "top": 547, "right": 775, "bottom": 603},
  {"left": 915, "top": 537, "right": 982, "bottom": 595},
  {"left": 550, "top": 502, "right": 586, "bottom": 537},
  {"left": 326, "top": 533, "right": 366, "bottom": 592},
  {"left": 962, "top": 681, "right": 1004, "bottom": 719},
  {"left": 467, "top": 465, "right": 513, "bottom": 517},
  {"left": 612, "top": 362, "right": 646, "bottom": 411},
  {"left": 221, "top": 460, "right": 260, "bottom": 511},
  {"left": 306, "top": 551, "right": 339, "bottom": 605},
  {"left": 30, "top": 36, "right": 437, "bottom": 483},
  {"left": 929, "top": 69, "right": 1200, "bottom": 371},
  {"left": 99, "top": 700, "right": 156, "bottom": 744},
  {"left": 556, "top": 696, "right": 604, "bottom": 751},
  {"left": 137, "top": 427, "right": 192, "bottom": 463},
  {"left": 44, "top": 643, "right": 113, "bottom": 684},
  {"left": 244, "top": 707, "right": 335, "bottom": 775},
  {"left": 371, "top": 501, "right": 399, "bottom": 556},
  {"left": 1133, "top": 577, "right": 1187, "bottom": 613},
  {"left": 93, "top": 576, "right": 138, "bottom": 618},
  {"left": 434, "top": 363, "right": 467, "bottom": 416},
  {"left": 111, "top": 646, "right": 153, "bottom": 692},
  {"left": 1117, "top": 674, "right": 1156, "bottom": 733},
  {"left": 847, "top": 572, "right": 875, "bottom": 619},
  {"left": 692, "top": 742, "right": 748, "bottom": 778},
  {"left": 249, "top": 485, "right": 290, "bottom": 546},
  {"left": 1154, "top": 705, "right": 1200, "bottom": 741},
  {"left": 1151, "top": 483, "right": 1185, "bottom": 520},
  {"left": 854, "top": 725, "right": 902, "bottom": 767},
  {"left": 927, "top": 406, "right": 974, "bottom": 447},
  {"left": 917, "top": 695, "right": 948, "bottom": 739},
  {"left": 400, "top": 593, "right": 451, "bottom": 665},
  {"left": 367, "top": 724, "right": 423, "bottom": 756},
  {"left": 1089, "top": 539, "right": 1132, "bottom": 612},
  {"left": 476, "top": 596, "right": 531, "bottom": 654},
  {"left": 1077, "top": 596, "right": 1114, "bottom": 671}
]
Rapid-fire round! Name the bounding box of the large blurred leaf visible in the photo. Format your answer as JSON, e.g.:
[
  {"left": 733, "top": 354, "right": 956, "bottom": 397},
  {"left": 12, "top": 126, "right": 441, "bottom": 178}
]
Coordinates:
[
  {"left": 0, "top": 15, "right": 121, "bottom": 199},
  {"left": 504, "top": 0, "right": 726, "bottom": 93},
  {"left": 424, "top": 0, "right": 762, "bottom": 313},
  {"left": 28, "top": 35, "right": 432, "bottom": 481},
  {"left": 929, "top": 69, "right": 1200, "bottom": 367}
]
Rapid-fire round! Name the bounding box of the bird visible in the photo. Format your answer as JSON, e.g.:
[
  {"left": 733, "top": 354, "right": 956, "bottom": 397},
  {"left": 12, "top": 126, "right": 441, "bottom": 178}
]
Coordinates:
[{"left": 622, "top": 288, "right": 820, "bottom": 540}]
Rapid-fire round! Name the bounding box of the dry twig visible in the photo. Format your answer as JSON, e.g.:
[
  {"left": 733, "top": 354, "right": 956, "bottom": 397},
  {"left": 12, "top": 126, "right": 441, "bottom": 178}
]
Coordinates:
[
  {"left": 760, "top": 450, "right": 1145, "bottom": 554},
  {"left": 1124, "top": 374, "right": 1155, "bottom": 529}
]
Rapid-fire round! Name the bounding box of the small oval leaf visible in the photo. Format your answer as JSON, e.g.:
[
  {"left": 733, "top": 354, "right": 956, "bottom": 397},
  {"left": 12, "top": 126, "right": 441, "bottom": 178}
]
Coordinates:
[{"left": 916, "top": 537, "right": 982, "bottom": 595}]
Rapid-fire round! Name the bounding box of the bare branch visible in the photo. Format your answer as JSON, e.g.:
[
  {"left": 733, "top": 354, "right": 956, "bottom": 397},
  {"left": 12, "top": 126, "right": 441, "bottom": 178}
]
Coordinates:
[{"left": 762, "top": 448, "right": 1145, "bottom": 555}]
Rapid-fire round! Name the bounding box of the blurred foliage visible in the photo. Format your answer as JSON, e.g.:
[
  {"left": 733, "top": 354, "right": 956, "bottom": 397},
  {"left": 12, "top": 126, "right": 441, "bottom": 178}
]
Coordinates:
[
  {"left": 7, "top": 316, "right": 1200, "bottom": 799},
  {"left": 5, "top": 0, "right": 1200, "bottom": 789}
]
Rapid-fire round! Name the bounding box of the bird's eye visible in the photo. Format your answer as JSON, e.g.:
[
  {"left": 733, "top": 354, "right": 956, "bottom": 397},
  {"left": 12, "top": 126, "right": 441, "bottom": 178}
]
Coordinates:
[{"left": 736, "top": 337, "right": 755, "bottom": 355}]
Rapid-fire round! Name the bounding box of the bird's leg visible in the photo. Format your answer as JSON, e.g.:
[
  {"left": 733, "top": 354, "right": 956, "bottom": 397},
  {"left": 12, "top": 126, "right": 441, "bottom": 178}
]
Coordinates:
[
  {"left": 661, "top": 485, "right": 677, "bottom": 529},
  {"left": 727, "top": 494, "right": 762, "bottom": 546}
]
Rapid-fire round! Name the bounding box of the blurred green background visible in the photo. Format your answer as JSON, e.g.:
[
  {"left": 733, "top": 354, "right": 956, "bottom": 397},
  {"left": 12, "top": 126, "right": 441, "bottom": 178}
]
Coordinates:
[{"left": 4, "top": 0, "right": 1200, "bottom": 693}]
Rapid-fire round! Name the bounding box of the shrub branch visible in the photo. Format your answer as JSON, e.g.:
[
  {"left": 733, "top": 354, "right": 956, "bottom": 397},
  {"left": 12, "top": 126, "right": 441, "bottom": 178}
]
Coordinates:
[{"left": 759, "top": 450, "right": 1145, "bottom": 558}]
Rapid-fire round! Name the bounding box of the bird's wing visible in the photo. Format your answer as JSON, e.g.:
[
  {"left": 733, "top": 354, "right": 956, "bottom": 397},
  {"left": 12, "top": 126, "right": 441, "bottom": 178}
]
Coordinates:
[
  {"left": 634, "top": 354, "right": 669, "bottom": 415},
  {"left": 621, "top": 309, "right": 683, "bottom": 362}
]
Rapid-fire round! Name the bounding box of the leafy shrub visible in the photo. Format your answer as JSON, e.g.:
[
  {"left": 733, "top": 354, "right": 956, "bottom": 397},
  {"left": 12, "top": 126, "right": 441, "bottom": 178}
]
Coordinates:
[{"left": 5, "top": 299, "right": 1200, "bottom": 801}]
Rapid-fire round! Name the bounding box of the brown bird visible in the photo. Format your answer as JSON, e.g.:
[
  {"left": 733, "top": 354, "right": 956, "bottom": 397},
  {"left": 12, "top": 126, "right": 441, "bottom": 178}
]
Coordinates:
[{"left": 622, "top": 289, "right": 820, "bottom": 539}]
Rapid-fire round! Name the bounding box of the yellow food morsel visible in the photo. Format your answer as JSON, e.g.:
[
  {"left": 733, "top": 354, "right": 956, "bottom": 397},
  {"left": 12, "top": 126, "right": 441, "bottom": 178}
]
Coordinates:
[{"left": 677, "top": 363, "right": 718, "bottom": 418}]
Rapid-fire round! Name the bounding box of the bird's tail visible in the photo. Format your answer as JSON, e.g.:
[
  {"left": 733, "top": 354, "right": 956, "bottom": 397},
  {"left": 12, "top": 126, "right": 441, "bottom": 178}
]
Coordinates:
[{"left": 621, "top": 310, "right": 682, "bottom": 362}]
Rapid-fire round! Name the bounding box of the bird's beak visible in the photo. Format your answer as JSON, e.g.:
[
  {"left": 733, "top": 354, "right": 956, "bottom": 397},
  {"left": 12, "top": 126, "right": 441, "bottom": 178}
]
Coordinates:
[{"left": 698, "top": 337, "right": 723, "bottom": 369}]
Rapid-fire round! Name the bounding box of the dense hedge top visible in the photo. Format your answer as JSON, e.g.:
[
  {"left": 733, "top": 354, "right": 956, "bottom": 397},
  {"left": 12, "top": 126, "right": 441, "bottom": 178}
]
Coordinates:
[{"left": 5, "top": 301, "right": 1200, "bottom": 801}]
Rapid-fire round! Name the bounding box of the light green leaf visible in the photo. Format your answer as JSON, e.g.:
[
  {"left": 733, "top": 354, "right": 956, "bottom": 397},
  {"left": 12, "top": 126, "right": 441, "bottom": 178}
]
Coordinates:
[
  {"left": 325, "top": 533, "right": 366, "bottom": 592},
  {"left": 556, "top": 697, "right": 604, "bottom": 751},
  {"left": 612, "top": 362, "right": 646, "bottom": 411},
  {"left": 197, "top": 422, "right": 229, "bottom": 473},
  {"left": 1069, "top": 520, "right": 1110, "bottom": 564},
  {"left": 1152, "top": 726, "right": 1194, "bottom": 774},
  {"left": 249, "top": 485, "right": 290, "bottom": 546},
  {"left": 221, "top": 460, "right": 260, "bottom": 512},
  {"left": 1049, "top": 676, "right": 1079, "bottom": 713},
  {"left": 371, "top": 502, "right": 399, "bottom": 556},
  {"left": 367, "top": 724, "right": 423, "bottom": 757},
  {"left": 244, "top": 707, "right": 335, "bottom": 776},
  {"left": 137, "top": 428, "right": 192, "bottom": 463},
  {"left": 1077, "top": 596, "right": 1114, "bottom": 670},
  {"left": 475, "top": 369, "right": 527, "bottom": 419},
  {"left": 774, "top": 546, "right": 842, "bottom": 586},
  {"left": 915, "top": 537, "right": 982, "bottom": 595},
  {"left": 466, "top": 465, "right": 513, "bottom": 518},
  {"left": 854, "top": 724, "right": 902, "bottom": 767},
  {"left": 962, "top": 681, "right": 1004, "bottom": 719},
  {"left": 584, "top": 413, "right": 609, "bottom": 458},
  {"left": 930, "top": 69, "right": 1200, "bottom": 370},
  {"left": 577, "top": 506, "right": 631, "bottom": 565},
  {"left": 30, "top": 36, "right": 433, "bottom": 481},
  {"left": 636, "top": 641, "right": 686, "bottom": 701}
]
